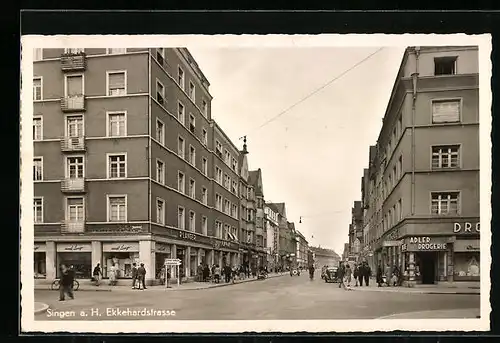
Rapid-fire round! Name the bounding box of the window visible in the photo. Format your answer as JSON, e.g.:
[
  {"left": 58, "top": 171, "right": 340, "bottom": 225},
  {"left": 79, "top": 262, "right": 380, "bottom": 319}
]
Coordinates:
[
  {"left": 201, "top": 187, "right": 208, "bottom": 205},
  {"left": 189, "top": 145, "right": 196, "bottom": 165},
  {"left": 108, "top": 154, "right": 126, "bottom": 178},
  {"left": 107, "top": 111, "right": 126, "bottom": 137},
  {"left": 156, "top": 80, "right": 165, "bottom": 105},
  {"left": 202, "top": 128, "right": 208, "bottom": 146},
  {"left": 33, "top": 157, "right": 43, "bottom": 181},
  {"left": 178, "top": 136, "right": 185, "bottom": 158},
  {"left": 224, "top": 149, "right": 231, "bottom": 165},
  {"left": 201, "top": 157, "right": 208, "bottom": 176},
  {"left": 224, "top": 199, "right": 230, "bottom": 215},
  {"left": 224, "top": 224, "right": 231, "bottom": 240},
  {"left": 156, "top": 48, "right": 165, "bottom": 64},
  {"left": 432, "top": 145, "right": 460, "bottom": 169},
  {"left": 107, "top": 196, "right": 126, "bottom": 222},
  {"left": 431, "top": 192, "right": 459, "bottom": 215},
  {"left": 215, "top": 166, "right": 223, "bottom": 183},
  {"left": 177, "top": 102, "right": 185, "bottom": 124},
  {"left": 188, "top": 81, "right": 195, "bottom": 100},
  {"left": 189, "top": 179, "right": 195, "bottom": 198},
  {"left": 232, "top": 180, "right": 238, "bottom": 194},
  {"left": 65, "top": 74, "right": 84, "bottom": 100},
  {"left": 432, "top": 100, "right": 460, "bottom": 123},
  {"left": 156, "top": 198, "right": 165, "bottom": 224},
  {"left": 178, "top": 207, "right": 185, "bottom": 230},
  {"left": 232, "top": 158, "right": 238, "bottom": 172},
  {"left": 33, "top": 116, "right": 42, "bottom": 140},
  {"left": 66, "top": 156, "right": 84, "bottom": 179},
  {"left": 34, "top": 198, "right": 43, "bottom": 223},
  {"left": 177, "top": 172, "right": 185, "bottom": 193},
  {"left": 189, "top": 211, "right": 196, "bottom": 231},
  {"left": 398, "top": 199, "right": 402, "bottom": 221},
  {"left": 215, "top": 221, "right": 223, "bottom": 238},
  {"left": 66, "top": 115, "right": 83, "bottom": 138},
  {"left": 33, "top": 77, "right": 42, "bottom": 101},
  {"left": 397, "top": 115, "right": 402, "bottom": 138},
  {"left": 215, "top": 141, "right": 222, "bottom": 158},
  {"left": 201, "top": 216, "right": 208, "bottom": 235},
  {"left": 224, "top": 175, "right": 231, "bottom": 190},
  {"left": 202, "top": 100, "right": 208, "bottom": 117},
  {"left": 34, "top": 48, "right": 43, "bottom": 61},
  {"left": 178, "top": 66, "right": 185, "bottom": 90},
  {"left": 397, "top": 156, "right": 403, "bottom": 179},
  {"left": 231, "top": 204, "right": 238, "bottom": 218},
  {"left": 67, "top": 197, "right": 85, "bottom": 221},
  {"left": 189, "top": 114, "right": 196, "bottom": 134},
  {"left": 107, "top": 48, "right": 126, "bottom": 54},
  {"left": 65, "top": 48, "right": 84, "bottom": 54},
  {"left": 215, "top": 194, "right": 222, "bottom": 210},
  {"left": 156, "top": 160, "right": 165, "bottom": 184},
  {"left": 156, "top": 119, "right": 164, "bottom": 144},
  {"left": 107, "top": 71, "right": 126, "bottom": 96},
  {"left": 434, "top": 57, "right": 457, "bottom": 76}
]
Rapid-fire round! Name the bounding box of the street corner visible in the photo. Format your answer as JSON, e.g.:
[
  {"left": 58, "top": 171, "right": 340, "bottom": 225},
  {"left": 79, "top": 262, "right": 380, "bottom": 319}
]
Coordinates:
[{"left": 34, "top": 302, "right": 49, "bottom": 314}]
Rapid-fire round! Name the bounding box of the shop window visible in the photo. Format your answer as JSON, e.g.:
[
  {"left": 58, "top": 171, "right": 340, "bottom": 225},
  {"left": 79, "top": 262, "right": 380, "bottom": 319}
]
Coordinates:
[
  {"left": 57, "top": 252, "right": 92, "bottom": 279},
  {"left": 104, "top": 252, "right": 139, "bottom": 278},
  {"left": 454, "top": 252, "right": 480, "bottom": 280},
  {"left": 34, "top": 252, "right": 46, "bottom": 278}
]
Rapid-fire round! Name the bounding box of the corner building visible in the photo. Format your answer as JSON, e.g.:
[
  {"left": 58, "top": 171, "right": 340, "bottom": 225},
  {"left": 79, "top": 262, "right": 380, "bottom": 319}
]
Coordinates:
[
  {"left": 363, "top": 46, "right": 479, "bottom": 285},
  {"left": 33, "top": 48, "right": 242, "bottom": 285}
]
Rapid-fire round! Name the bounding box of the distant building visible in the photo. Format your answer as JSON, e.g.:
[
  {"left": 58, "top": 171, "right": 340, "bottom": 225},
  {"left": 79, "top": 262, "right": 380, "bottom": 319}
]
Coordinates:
[
  {"left": 264, "top": 202, "right": 280, "bottom": 270},
  {"left": 295, "top": 230, "right": 308, "bottom": 268},
  {"left": 310, "top": 246, "right": 341, "bottom": 267}
]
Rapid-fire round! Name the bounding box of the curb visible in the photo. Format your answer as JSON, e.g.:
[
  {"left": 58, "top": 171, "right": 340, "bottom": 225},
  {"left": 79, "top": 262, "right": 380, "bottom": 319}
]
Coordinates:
[
  {"left": 347, "top": 287, "right": 480, "bottom": 295},
  {"left": 34, "top": 302, "right": 49, "bottom": 314},
  {"left": 167, "top": 274, "right": 285, "bottom": 291}
]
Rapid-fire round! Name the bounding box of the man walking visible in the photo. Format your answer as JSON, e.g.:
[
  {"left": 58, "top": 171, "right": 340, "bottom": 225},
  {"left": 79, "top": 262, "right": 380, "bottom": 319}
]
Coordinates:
[
  {"left": 59, "top": 264, "right": 74, "bottom": 301},
  {"left": 358, "top": 263, "right": 365, "bottom": 286},
  {"left": 138, "top": 263, "right": 147, "bottom": 290},
  {"left": 92, "top": 263, "right": 102, "bottom": 286},
  {"left": 363, "top": 262, "right": 371, "bottom": 287},
  {"left": 337, "top": 262, "right": 346, "bottom": 289},
  {"left": 131, "top": 262, "right": 138, "bottom": 289}
]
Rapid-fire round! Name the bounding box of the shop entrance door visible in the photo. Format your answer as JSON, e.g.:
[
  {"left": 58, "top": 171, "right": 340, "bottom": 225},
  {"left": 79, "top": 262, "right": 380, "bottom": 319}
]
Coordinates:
[
  {"left": 177, "top": 249, "right": 185, "bottom": 278},
  {"left": 420, "top": 252, "right": 436, "bottom": 284}
]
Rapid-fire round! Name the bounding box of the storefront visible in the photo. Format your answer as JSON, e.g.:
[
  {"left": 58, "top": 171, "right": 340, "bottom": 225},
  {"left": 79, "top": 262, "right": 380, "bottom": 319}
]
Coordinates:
[
  {"left": 34, "top": 243, "right": 46, "bottom": 279},
  {"left": 190, "top": 248, "right": 198, "bottom": 277},
  {"left": 56, "top": 242, "right": 92, "bottom": 279},
  {"left": 401, "top": 236, "right": 450, "bottom": 284},
  {"left": 453, "top": 239, "right": 480, "bottom": 281},
  {"left": 102, "top": 242, "right": 139, "bottom": 279},
  {"left": 155, "top": 242, "right": 171, "bottom": 279},
  {"left": 176, "top": 247, "right": 186, "bottom": 278}
]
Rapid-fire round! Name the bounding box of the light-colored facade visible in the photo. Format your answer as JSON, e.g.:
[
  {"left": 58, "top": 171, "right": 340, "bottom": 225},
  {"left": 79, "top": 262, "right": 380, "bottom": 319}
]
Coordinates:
[
  {"left": 360, "top": 46, "right": 479, "bottom": 285},
  {"left": 264, "top": 203, "right": 280, "bottom": 270},
  {"left": 248, "top": 169, "right": 267, "bottom": 267},
  {"left": 294, "top": 230, "right": 308, "bottom": 268}
]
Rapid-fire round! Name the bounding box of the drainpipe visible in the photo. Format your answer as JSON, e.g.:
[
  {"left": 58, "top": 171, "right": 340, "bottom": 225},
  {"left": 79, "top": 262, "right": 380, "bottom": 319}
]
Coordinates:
[{"left": 410, "top": 47, "right": 420, "bottom": 216}]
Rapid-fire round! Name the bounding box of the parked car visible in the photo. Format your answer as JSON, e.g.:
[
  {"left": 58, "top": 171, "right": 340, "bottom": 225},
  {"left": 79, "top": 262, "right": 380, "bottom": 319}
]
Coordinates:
[{"left": 324, "top": 266, "right": 339, "bottom": 283}]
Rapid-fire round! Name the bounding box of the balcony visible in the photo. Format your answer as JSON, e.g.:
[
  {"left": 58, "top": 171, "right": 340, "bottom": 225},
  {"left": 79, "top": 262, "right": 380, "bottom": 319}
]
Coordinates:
[
  {"left": 61, "top": 52, "right": 87, "bottom": 71},
  {"left": 61, "top": 136, "right": 86, "bottom": 152},
  {"left": 61, "top": 220, "right": 85, "bottom": 234},
  {"left": 61, "top": 178, "right": 86, "bottom": 193},
  {"left": 61, "top": 95, "right": 86, "bottom": 113}
]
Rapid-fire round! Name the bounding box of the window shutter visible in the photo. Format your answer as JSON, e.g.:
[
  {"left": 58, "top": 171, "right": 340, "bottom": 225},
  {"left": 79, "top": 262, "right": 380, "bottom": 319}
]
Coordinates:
[
  {"left": 67, "top": 76, "right": 83, "bottom": 96},
  {"left": 432, "top": 100, "right": 460, "bottom": 123},
  {"left": 109, "top": 73, "right": 124, "bottom": 89}
]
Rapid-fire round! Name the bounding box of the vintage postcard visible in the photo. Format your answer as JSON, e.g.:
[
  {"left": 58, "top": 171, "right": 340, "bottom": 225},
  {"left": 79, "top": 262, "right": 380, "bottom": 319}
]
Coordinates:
[{"left": 20, "top": 34, "right": 491, "bottom": 333}]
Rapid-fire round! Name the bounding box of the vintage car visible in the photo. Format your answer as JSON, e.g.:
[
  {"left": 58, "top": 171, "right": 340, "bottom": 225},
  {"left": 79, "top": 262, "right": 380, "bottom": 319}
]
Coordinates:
[{"left": 324, "top": 266, "right": 339, "bottom": 283}]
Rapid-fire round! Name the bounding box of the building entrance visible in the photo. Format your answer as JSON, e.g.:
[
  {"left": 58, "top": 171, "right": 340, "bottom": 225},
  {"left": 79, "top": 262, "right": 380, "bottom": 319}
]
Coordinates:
[{"left": 420, "top": 252, "right": 437, "bottom": 284}]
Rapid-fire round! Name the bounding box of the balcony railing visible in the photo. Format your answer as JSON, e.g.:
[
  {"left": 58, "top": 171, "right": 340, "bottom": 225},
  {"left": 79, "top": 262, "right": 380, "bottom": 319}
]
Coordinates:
[
  {"left": 61, "top": 95, "right": 86, "bottom": 112},
  {"left": 61, "top": 178, "right": 86, "bottom": 193},
  {"left": 61, "top": 52, "right": 87, "bottom": 71},
  {"left": 61, "top": 220, "right": 85, "bottom": 233},
  {"left": 61, "top": 136, "right": 86, "bottom": 152}
]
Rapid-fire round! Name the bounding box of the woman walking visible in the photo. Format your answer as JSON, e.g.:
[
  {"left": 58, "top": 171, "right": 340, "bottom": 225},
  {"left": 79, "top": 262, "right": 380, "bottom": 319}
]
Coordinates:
[{"left": 109, "top": 263, "right": 117, "bottom": 286}]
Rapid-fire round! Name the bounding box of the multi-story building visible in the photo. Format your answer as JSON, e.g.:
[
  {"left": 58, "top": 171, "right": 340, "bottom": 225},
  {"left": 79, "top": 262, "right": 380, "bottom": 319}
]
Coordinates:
[
  {"left": 32, "top": 47, "right": 242, "bottom": 285},
  {"left": 310, "top": 246, "right": 340, "bottom": 268},
  {"left": 264, "top": 202, "right": 280, "bottom": 270},
  {"left": 267, "top": 202, "right": 292, "bottom": 268},
  {"left": 347, "top": 201, "right": 363, "bottom": 261},
  {"left": 294, "top": 230, "right": 308, "bottom": 268},
  {"left": 248, "top": 169, "right": 267, "bottom": 267},
  {"left": 361, "top": 46, "right": 479, "bottom": 286}
]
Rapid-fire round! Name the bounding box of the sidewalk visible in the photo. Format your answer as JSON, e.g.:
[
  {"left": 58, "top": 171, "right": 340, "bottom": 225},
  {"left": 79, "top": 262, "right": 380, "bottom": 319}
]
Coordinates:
[
  {"left": 35, "top": 273, "right": 286, "bottom": 292},
  {"left": 346, "top": 278, "right": 480, "bottom": 295}
]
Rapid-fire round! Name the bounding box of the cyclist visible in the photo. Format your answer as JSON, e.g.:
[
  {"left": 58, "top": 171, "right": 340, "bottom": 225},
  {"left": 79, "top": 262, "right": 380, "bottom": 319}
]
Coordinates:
[
  {"left": 308, "top": 264, "right": 315, "bottom": 280},
  {"left": 59, "top": 264, "right": 74, "bottom": 301}
]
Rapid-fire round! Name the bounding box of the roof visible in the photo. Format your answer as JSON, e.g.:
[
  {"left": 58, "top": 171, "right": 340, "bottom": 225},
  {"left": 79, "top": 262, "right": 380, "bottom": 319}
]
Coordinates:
[
  {"left": 265, "top": 202, "right": 280, "bottom": 214},
  {"left": 271, "top": 203, "right": 286, "bottom": 217},
  {"left": 248, "top": 169, "right": 264, "bottom": 196}
]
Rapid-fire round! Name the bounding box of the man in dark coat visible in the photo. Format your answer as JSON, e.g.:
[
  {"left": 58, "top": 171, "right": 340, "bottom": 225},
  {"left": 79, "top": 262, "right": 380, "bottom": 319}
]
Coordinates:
[
  {"left": 138, "top": 263, "right": 147, "bottom": 290},
  {"left": 131, "top": 262, "right": 138, "bottom": 289},
  {"left": 337, "top": 262, "right": 346, "bottom": 289},
  {"left": 363, "top": 262, "right": 371, "bottom": 287},
  {"left": 59, "top": 264, "right": 74, "bottom": 301}
]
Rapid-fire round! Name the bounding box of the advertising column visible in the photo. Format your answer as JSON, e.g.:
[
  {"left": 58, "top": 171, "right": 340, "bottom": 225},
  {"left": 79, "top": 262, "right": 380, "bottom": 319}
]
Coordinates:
[{"left": 45, "top": 241, "right": 56, "bottom": 280}]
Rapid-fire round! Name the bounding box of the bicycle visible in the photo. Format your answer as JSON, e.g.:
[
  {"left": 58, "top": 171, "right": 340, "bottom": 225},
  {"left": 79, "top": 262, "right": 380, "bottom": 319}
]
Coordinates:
[{"left": 51, "top": 279, "right": 80, "bottom": 291}]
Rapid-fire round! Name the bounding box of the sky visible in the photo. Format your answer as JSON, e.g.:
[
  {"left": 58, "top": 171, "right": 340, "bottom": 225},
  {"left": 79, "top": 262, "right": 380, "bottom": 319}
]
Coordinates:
[{"left": 188, "top": 46, "right": 406, "bottom": 254}]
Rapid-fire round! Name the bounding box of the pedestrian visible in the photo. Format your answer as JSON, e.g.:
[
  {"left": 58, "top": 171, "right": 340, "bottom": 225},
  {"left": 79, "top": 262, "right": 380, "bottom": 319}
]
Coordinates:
[
  {"left": 391, "top": 266, "right": 400, "bottom": 287},
  {"left": 363, "top": 262, "right": 371, "bottom": 287},
  {"left": 109, "top": 263, "right": 117, "bottom": 286},
  {"left": 376, "top": 265, "right": 383, "bottom": 287},
  {"left": 337, "top": 262, "right": 346, "bottom": 289},
  {"left": 345, "top": 263, "right": 352, "bottom": 287},
  {"left": 214, "top": 264, "right": 221, "bottom": 283},
  {"left": 138, "top": 263, "right": 147, "bottom": 290},
  {"left": 385, "top": 264, "right": 392, "bottom": 287},
  {"left": 131, "top": 262, "right": 138, "bottom": 289},
  {"left": 239, "top": 265, "right": 245, "bottom": 280},
  {"left": 357, "top": 263, "right": 364, "bottom": 286},
  {"left": 353, "top": 264, "right": 359, "bottom": 287},
  {"left": 197, "top": 262, "right": 204, "bottom": 282},
  {"left": 203, "top": 264, "right": 210, "bottom": 282},
  {"left": 59, "top": 264, "right": 74, "bottom": 301},
  {"left": 224, "top": 264, "right": 232, "bottom": 283},
  {"left": 92, "top": 263, "right": 102, "bottom": 286}
]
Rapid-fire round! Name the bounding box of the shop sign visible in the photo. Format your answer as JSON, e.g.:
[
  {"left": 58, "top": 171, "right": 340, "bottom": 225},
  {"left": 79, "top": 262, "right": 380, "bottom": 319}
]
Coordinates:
[
  {"left": 34, "top": 243, "right": 46, "bottom": 252},
  {"left": 385, "top": 228, "right": 400, "bottom": 241},
  {"left": 179, "top": 231, "right": 197, "bottom": 241},
  {"left": 89, "top": 224, "right": 144, "bottom": 234},
  {"left": 383, "top": 240, "right": 402, "bottom": 247},
  {"left": 453, "top": 222, "right": 480, "bottom": 234},
  {"left": 155, "top": 243, "right": 170, "bottom": 253},
  {"left": 401, "top": 237, "right": 448, "bottom": 252},
  {"left": 164, "top": 258, "right": 181, "bottom": 266},
  {"left": 212, "top": 239, "right": 235, "bottom": 250},
  {"left": 57, "top": 243, "right": 92, "bottom": 252},
  {"left": 454, "top": 239, "right": 480, "bottom": 252},
  {"left": 103, "top": 242, "right": 139, "bottom": 252}
]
